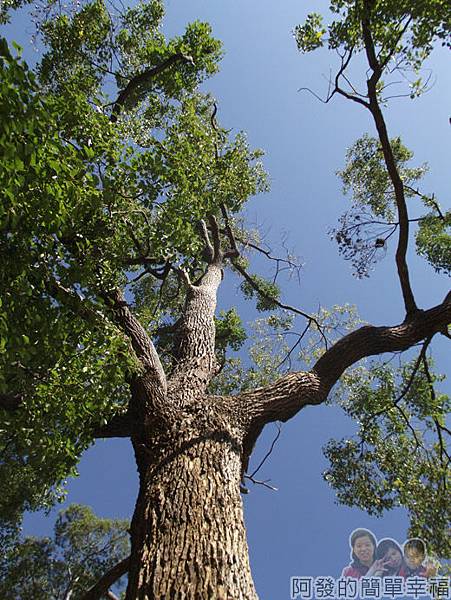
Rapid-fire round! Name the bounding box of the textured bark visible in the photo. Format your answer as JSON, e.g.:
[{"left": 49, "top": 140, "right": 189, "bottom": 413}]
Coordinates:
[
  {"left": 123, "top": 256, "right": 258, "bottom": 599},
  {"left": 126, "top": 414, "right": 257, "bottom": 600}
]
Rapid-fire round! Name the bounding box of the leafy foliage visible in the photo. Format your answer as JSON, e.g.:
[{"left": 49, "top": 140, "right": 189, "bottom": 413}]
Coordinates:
[
  {"left": 0, "top": 504, "right": 129, "bottom": 599},
  {"left": 326, "top": 359, "right": 450, "bottom": 556},
  {"left": 416, "top": 211, "right": 451, "bottom": 276},
  {"left": 0, "top": 0, "right": 265, "bottom": 536},
  {"left": 0, "top": 39, "right": 135, "bottom": 531},
  {"left": 240, "top": 274, "right": 281, "bottom": 312},
  {"left": 295, "top": 1, "right": 451, "bottom": 68},
  {"left": 332, "top": 134, "right": 427, "bottom": 277}
]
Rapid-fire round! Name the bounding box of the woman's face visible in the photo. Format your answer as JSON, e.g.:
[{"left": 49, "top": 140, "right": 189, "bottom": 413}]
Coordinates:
[
  {"left": 384, "top": 547, "right": 403, "bottom": 569},
  {"left": 353, "top": 536, "right": 374, "bottom": 566}
]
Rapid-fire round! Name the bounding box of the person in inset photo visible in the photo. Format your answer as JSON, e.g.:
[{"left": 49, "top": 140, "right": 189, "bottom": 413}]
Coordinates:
[
  {"left": 342, "top": 529, "right": 387, "bottom": 579},
  {"left": 403, "top": 538, "right": 437, "bottom": 578},
  {"left": 374, "top": 538, "right": 406, "bottom": 578}
]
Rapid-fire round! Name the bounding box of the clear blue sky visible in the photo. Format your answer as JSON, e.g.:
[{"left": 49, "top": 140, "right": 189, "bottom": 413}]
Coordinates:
[{"left": 3, "top": 2, "right": 450, "bottom": 598}]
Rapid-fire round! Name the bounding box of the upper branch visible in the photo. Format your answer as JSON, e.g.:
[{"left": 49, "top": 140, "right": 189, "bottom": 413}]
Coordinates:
[
  {"left": 361, "top": 3, "right": 417, "bottom": 316},
  {"left": 111, "top": 53, "right": 194, "bottom": 122},
  {"left": 232, "top": 259, "right": 327, "bottom": 345}
]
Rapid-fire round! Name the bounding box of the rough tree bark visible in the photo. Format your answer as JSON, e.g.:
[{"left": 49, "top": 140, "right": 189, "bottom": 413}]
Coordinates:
[{"left": 92, "top": 215, "right": 450, "bottom": 599}]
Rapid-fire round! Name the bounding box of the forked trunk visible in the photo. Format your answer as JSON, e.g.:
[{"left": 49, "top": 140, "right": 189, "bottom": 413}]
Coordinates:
[{"left": 125, "top": 424, "right": 258, "bottom": 600}]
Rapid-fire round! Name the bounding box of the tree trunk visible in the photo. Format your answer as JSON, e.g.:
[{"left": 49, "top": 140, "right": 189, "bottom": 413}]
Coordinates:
[{"left": 125, "top": 416, "right": 258, "bottom": 600}]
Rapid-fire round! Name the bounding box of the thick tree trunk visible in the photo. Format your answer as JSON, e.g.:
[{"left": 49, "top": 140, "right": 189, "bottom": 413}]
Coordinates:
[
  {"left": 98, "top": 210, "right": 450, "bottom": 600},
  {"left": 125, "top": 420, "right": 258, "bottom": 600}
]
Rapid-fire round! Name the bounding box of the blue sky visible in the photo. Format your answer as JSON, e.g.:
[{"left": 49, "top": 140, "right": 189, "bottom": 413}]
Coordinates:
[{"left": 3, "top": 2, "right": 450, "bottom": 598}]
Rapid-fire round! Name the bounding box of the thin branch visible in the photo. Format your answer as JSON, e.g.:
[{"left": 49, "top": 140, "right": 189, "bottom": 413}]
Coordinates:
[
  {"left": 249, "top": 423, "right": 281, "bottom": 479},
  {"left": 422, "top": 356, "right": 450, "bottom": 471},
  {"left": 234, "top": 235, "right": 302, "bottom": 276},
  {"left": 232, "top": 259, "right": 327, "bottom": 348},
  {"left": 363, "top": 337, "right": 432, "bottom": 429},
  {"left": 275, "top": 322, "right": 310, "bottom": 371},
  {"left": 404, "top": 187, "right": 445, "bottom": 219},
  {"left": 244, "top": 475, "right": 278, "bottom": 492}
]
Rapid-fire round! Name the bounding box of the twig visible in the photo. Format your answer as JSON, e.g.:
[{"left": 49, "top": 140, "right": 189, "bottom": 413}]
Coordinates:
[
  {"left": 232, "top": 260, "right": 328, "bottom": 349},
  {"left": 249, "top": 423, "right": 282, "bottom": 479}
]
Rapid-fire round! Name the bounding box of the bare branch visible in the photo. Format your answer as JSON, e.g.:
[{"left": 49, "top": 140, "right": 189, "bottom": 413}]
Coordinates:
[
  {"left": 249, "top": 423, "right": 281, "bottom": 479},
  {"left": 244, "top": 475, "right": 278, "bottom": 492},
  {"left": 275, "top": 322, "right": 310, "bottom": 371}
]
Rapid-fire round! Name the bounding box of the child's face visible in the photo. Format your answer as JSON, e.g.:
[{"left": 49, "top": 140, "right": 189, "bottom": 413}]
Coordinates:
[{"left": 404, "top": 547, "right": 424, "bottom": 569}]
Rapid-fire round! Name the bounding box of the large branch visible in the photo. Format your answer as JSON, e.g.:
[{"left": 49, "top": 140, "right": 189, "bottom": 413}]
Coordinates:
[
  {"left": 111, "top": 52, "right": 193, "bottom": 122},
  {"left": 361, "top": 3, "right": 417, "bottom": 316},
  {"left": 79, "top": 556, "right": 130, "bottom": 600},
  {"left": 46, "top": 278, "right": 166, "bottom": 393},
  {"left": 238, "top": 294, "right": 450, "bottom": 429},
  {"left": 102, "top": 289, "right": 167, "bottom": 393}
]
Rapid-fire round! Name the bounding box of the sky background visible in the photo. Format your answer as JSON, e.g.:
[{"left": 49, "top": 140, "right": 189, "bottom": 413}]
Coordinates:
[{"left": 2, "top": 1, "right": 450, "bottom": 598}]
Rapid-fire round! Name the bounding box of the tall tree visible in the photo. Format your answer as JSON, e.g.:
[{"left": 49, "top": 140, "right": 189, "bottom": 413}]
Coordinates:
[{"left": 0, "top": 1, "right": 449, "bottom": 598}]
